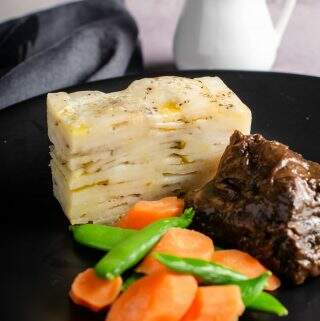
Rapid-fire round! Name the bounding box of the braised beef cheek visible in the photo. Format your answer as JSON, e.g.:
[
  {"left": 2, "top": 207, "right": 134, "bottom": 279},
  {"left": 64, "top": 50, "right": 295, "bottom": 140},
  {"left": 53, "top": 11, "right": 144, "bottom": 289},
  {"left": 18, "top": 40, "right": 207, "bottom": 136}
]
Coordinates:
[{"left": 190, "top": 130, "right": 320, "bottom": 284}]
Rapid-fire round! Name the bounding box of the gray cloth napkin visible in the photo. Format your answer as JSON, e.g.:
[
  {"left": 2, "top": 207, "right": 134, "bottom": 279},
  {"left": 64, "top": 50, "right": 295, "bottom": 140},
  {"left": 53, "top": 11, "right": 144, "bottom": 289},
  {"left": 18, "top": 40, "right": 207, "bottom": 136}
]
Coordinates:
[{"left": 0, "top": 0, "right": 142, "bottom": 109}]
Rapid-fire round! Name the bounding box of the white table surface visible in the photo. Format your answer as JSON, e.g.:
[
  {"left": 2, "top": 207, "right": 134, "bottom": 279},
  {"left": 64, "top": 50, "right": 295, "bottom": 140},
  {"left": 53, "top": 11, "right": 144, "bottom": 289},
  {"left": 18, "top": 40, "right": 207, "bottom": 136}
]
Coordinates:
[{"left": 1, "top": 0, "right": 319, "bottom": 76}]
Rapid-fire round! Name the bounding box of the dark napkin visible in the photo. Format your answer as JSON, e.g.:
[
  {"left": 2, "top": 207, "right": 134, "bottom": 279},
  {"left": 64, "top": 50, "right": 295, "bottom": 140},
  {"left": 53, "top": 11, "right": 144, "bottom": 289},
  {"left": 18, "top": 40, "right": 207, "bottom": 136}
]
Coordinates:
[{"left": 0, "top": 0, "right": 142, "bottom": 109}]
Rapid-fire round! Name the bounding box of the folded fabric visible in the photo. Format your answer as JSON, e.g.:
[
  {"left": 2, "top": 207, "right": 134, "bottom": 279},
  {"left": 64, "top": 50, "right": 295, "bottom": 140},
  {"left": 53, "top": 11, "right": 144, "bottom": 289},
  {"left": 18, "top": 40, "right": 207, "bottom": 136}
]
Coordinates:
[{"left": 0, "top": 0, "right": 142, "bottom": 109}]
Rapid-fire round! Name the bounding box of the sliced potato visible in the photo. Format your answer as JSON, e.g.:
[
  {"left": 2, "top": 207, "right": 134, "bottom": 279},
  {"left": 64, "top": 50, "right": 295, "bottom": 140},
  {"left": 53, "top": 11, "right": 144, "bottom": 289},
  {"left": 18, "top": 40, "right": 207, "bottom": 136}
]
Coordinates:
[{"left": 48, "top": 76, "right": 251, "bottom": 224}]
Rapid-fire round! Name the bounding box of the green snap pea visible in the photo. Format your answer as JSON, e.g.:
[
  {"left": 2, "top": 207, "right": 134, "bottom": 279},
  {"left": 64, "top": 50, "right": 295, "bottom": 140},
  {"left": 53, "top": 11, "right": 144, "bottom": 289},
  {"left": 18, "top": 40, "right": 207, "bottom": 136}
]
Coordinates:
[
  {"left": 249, "top": 292, "right": 288, "bottom": 316},
  {"left": 155, "top": 253, "right": 288, "bottom": 316},
  {"left": 154, "top": 253, "right": 247, "bottom": 284},
  {"left": 69, "top": 224, "right": 136, "bottom": 251},
  {"left": 154, "top": 253, "right": 267, "bottom": 305},
  {"left": 232, "top": 272, "right": 270, "bottom": 306},
  {"left": 94, "top": 208, "right": 195, "bottom": 279}
]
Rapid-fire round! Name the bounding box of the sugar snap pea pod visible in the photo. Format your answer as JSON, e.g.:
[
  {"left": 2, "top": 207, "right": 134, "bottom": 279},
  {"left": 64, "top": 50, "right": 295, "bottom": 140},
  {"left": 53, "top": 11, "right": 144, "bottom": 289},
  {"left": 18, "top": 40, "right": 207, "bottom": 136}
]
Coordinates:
[
  {"left": 69, "top": 224, "right": 136, "bottom": 251},
  {"left": 155, "top": 253, "right": 288, "bottom": 316},
  {"left": 249, "top": 292, "right": 288, "bottom": 316},
  {"left": 154, "top": 253, "right": 247, "bottom": 284},
  {"left": 95, "top": 208, "right": 195, "bottom": 279},
  {"left": 232, "top": 272, "right": 270, "bottom": 306},
  {"left": 122, "top": 272, "right": 144, "bottom": 291},
  {"left": 155, "top": 253, "right": 267, "bottom": 305}
]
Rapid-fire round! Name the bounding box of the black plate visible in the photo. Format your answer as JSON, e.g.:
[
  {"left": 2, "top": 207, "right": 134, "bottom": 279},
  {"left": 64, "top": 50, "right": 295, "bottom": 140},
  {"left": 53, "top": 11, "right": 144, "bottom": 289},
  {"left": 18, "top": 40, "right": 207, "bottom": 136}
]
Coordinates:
[{"left": 1, "top": 70, "right": 319, "bottom": 321}]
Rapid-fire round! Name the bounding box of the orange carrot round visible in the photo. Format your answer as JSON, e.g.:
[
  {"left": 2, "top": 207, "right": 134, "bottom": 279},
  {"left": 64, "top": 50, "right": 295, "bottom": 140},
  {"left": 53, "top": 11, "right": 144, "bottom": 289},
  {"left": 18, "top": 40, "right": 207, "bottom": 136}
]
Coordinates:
[
  {"left": 70, "top": 268, "right": 122, "bottom": 312},
  {"left": 181, "top": 285, "right": 245, "bottom": 321},
  {"left": 137, "top": 228, "right": 214, "bottom": 275},
  {"left": 106, "top": 271, "right": 197, "bottom": 321},
  {"left": 212, "top": 249, "right": 281, "bottom": 291},
  {"left": 116, "top": 197, "right": 184, "bottom": 229}
]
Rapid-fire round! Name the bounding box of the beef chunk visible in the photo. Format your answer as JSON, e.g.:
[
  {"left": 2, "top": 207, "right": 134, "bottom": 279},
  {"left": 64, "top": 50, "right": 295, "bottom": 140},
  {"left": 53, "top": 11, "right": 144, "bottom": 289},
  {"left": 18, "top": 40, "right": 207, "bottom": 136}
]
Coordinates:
[{"left": 190, "top": 131, "right": 320, "bottom": 284}]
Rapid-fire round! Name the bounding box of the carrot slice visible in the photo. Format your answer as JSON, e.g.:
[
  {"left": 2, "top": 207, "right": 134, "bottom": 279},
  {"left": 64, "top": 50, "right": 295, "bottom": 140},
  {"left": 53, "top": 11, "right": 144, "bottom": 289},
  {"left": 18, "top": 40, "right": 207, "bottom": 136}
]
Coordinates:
[
  {"left": 137, "top": 228, "right": 214, "bottom": 275},
  {"left": 116, "top": 197, "right": 184, "bottom": 229},
  {"left": 106, "top": 271, "right": 197, "bottom": 321},
  {"left": 181, "top": 285, "right": 245, "bottom": 321},
  {"left": 70, "top": 268, "right": 122, "bottom": 312},
  {"left": 212, "top": 250, "right": 281, "bottom": 291}
]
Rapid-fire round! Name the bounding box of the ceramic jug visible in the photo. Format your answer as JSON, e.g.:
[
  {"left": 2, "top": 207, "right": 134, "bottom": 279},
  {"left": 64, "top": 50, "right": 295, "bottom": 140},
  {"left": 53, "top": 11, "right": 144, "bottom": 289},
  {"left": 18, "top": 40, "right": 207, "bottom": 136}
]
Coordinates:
[{"left": 174, "top": 0, "right": 296, "bottom": 70}]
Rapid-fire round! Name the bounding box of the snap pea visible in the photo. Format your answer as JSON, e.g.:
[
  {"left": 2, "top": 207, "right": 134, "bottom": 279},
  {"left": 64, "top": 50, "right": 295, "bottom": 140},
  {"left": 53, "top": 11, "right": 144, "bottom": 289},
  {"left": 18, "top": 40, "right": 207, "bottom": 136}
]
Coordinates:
[
  {"left": 232, "top": 272, "right": 270, "bottom": 306},
  {"left": 154, "top": 253, "right": 247, "bottom": 284},
  {"left": 154, "top": 253, "right": 267, "bottom": 305},
  {"left": 95, "top": 208, "right": 195, "bottom": 279},
  {"left": 155, "top": 253, "right": 288, "bottom": 316},
  {"left": 70, "top": 224, "right": 136, "bottom": 251},
  {"left": 249, "top": 292, "right": 288, "bottom": 316}
]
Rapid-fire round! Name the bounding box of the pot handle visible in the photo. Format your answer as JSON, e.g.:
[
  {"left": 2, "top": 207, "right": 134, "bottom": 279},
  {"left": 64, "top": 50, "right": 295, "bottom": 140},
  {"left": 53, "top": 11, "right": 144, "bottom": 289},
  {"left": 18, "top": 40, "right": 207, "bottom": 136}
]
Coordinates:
[{"left": 275, "top": 0, "right": 297, "bottom": 47}]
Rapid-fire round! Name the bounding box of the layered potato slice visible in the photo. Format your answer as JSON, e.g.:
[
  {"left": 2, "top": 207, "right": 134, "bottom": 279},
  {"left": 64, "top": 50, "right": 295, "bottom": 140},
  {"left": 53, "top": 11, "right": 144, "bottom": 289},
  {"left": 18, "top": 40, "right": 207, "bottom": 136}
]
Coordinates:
[{"left": 48, "top": 76, "right": 252, "bottom": 224}]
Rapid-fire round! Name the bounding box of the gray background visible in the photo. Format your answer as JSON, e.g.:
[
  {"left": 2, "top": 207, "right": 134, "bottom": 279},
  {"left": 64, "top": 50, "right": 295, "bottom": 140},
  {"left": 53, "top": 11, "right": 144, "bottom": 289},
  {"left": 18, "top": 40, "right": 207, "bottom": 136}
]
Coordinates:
[{"left": 1, "top": 0, "right": 319, "bottom": 76}]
